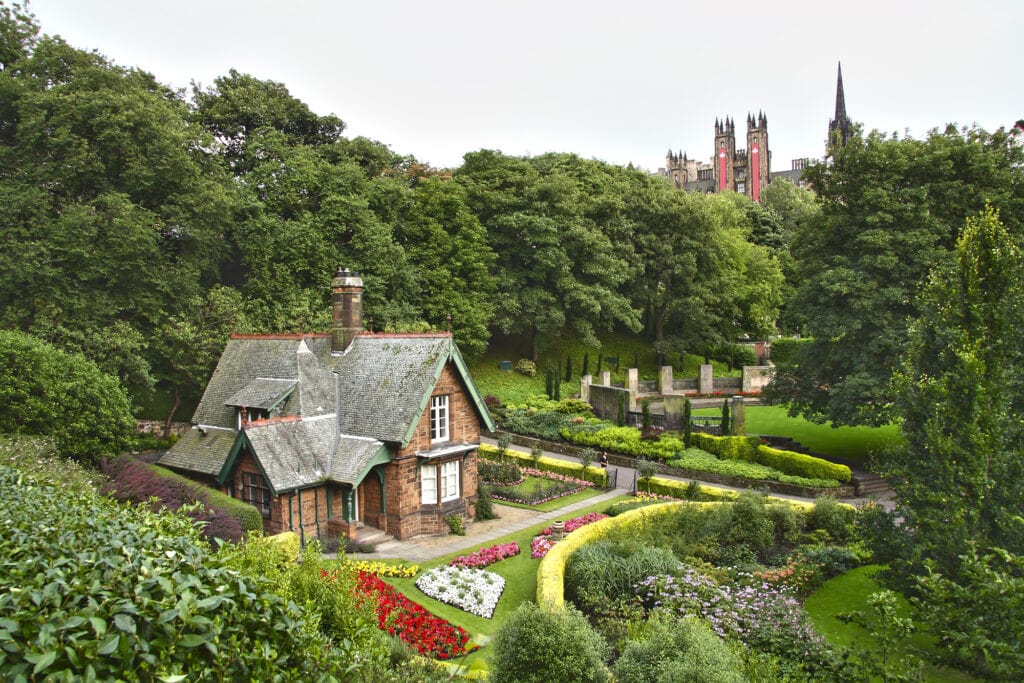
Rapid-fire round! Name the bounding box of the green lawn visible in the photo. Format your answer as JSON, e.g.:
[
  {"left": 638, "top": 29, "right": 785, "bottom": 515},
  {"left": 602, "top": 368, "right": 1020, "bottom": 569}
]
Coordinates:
[
  {"left": 695, "top": 405, "right": 903, "bottom": 462},
  {"left": 805, "top": 566, "right": 978, "bottom": 682},
  {"left": 374, "top": 496, "right": 631, "bottom": 673}
]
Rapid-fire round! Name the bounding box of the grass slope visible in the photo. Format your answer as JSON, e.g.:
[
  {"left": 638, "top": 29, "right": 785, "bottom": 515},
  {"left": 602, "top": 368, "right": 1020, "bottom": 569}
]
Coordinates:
[{"left": 805, "top": 565, "right": 978, "bottom": 682}]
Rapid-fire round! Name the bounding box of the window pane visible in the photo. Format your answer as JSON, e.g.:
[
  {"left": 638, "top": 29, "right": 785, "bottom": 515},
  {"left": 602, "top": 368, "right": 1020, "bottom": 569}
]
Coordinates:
[
  {"left": 430, "top": 395, "right": 449, "bottom": 443},
  {"left": 440, "top": 460, "right": 459, "bottom": 502},
  {"left": 421, "top": 465, "right": 437, "bottom": 504}
]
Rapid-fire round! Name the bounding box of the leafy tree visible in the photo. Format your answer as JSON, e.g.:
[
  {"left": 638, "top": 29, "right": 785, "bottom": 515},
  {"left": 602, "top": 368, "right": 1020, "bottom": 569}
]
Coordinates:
[
  {"left": 0, "top": 19, "right": 235, "bottom": 391},
  {"left": 888, "top": 207, "right": 1024, "bottom": 565},
  {"left": 883, "top": 207, "right": 1024, "bottom": 678},
  {"left": 456, "top": 151, "right": 641, "bottom": 359},
  {"left": 0, "top": 329, "right": 134, "bottom": 465},
  {"left": 773, "top": 126, "right": 1024, "bottom": 426},
  {"left": 154, "top": 286, "right": 245, "bottom": 432},
  {"left": 192, "top": 68, "right": 345, "bottom": 173},
  {"left": 397, "top": 177, "right": 496, "bottom": 359}
]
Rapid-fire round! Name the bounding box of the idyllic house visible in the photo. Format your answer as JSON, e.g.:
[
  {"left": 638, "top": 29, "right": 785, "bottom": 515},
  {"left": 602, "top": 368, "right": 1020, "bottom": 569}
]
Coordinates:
[{"left": 158, "top": 268, "right": 495, "bottom": 542}]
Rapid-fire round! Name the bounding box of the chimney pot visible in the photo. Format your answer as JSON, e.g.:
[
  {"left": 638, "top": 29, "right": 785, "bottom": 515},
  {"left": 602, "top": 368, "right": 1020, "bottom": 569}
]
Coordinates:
[{"left": 331, "top": 267, "right": 364, "bottom": 353}]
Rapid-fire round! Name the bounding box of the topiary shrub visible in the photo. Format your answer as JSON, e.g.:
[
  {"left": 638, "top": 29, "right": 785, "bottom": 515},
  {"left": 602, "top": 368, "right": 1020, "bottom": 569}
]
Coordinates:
[{"left": 489, "top": 602, "right": 610, "bottom": 683}]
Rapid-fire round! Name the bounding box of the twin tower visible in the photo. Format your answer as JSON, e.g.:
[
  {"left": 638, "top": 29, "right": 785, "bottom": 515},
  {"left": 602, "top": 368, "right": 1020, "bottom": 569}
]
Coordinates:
[{"left": 663, "top": 64, "right": 851, "bottom": 202}]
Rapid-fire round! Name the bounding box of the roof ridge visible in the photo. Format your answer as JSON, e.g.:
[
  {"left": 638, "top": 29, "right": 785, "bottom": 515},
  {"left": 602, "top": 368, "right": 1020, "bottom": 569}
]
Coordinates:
[
  {"left": 358, "top": 332, "right": 451, "bottom": 339},
  {"left": 230, "top": 333, "right": 331, "bottom": 340}
]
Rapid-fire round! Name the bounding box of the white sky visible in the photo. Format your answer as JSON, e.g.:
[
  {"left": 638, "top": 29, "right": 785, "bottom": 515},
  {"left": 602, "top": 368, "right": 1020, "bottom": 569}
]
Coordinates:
[{"left": 26, "top": 0, "right": 1024, "bottom": 172}]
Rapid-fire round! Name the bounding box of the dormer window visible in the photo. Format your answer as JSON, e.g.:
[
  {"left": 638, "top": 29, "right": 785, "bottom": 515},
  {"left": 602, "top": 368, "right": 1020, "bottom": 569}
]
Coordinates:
[{"left": 430, "top": 395, "right": 449, "bottom": 443}]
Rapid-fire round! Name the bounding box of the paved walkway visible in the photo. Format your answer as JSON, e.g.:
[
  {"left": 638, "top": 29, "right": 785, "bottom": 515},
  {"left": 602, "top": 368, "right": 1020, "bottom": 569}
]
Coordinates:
[{"left": 354, "top": 487, "right": 628, "bottom": 562}]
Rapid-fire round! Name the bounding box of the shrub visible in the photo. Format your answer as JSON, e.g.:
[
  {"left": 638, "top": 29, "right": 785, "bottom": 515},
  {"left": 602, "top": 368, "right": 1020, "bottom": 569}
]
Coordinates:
[
  {"left": 444, "top": 512, "right": 465, "bottom": 536},
  {"left": 613, "top": 613, "right": 745, "bottom": 683},
  {"left": 0, "top": 462, "right": 339, "bottom": 680},
  {"left": 0, "top": 329, "right": 134, "bottom": 465},
  {"left": 102, "top": 455, "right": 263, "bottom": 543},
  {"left": 489, "top": 602, "right": 610, "bottom": 683},
  {"left": 667, "top": 448, "right": 841, "bottom": 489},
  {"left": 566, "top": 540, "right": 679, "bottom": 613},
  {"left": 755, "top": 445, "right": 852, "bottom": 483},
  {"left": 554, "top": 398, "right": 593, "bottom": 414},
  {"left": 794, "top": 545, "right": 859, "bottom": 579},
  {"left": 806, "top": 496, "right": 856, "bottom": 543},
  {"left": 478, "top": 458, "right": 522, "bottom": 485},
  {"left": 513, "top": 358, "right": 536, "bottom": 377},
  {"left": 475, "top": 482, "right": 498, "bottom": 521}
]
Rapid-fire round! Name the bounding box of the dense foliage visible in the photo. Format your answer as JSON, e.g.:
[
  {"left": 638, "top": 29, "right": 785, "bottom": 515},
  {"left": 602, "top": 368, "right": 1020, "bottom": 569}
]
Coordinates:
[
  {"left": 770, "top": 126, "right": 1024, "bottom": 427},
  {"left": 0, "top": 329, "right": 134, "bottom": 465},
  {"left": 0, "top": 456, "right": 339, "bottom": 680}
]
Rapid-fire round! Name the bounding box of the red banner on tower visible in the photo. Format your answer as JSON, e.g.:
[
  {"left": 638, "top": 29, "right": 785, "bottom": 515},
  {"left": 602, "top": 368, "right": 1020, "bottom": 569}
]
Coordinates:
[
  {"left": 751, "top": 145, "right": 761, "bottom": 202},
  {"left": 718, "top": 146, "right": 728, "bottom": 192}
]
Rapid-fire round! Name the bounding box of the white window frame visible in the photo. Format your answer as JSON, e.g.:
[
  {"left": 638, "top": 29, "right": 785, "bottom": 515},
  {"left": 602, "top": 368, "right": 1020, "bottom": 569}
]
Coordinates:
[
  {"left": 421, "top": 464, "right": 437, "bottom": 505},
  {"left": 430, "top": 395, "right": 449, "bottom": 443},
  {"left": 440, "top": 460, "right": 460, "bottom": 502}
]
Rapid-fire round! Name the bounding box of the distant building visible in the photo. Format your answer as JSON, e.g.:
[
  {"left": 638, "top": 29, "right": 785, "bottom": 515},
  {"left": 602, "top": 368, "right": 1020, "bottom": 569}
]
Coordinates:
[{"left": 660, "top": 65, "right": 849, "bottom": 201}]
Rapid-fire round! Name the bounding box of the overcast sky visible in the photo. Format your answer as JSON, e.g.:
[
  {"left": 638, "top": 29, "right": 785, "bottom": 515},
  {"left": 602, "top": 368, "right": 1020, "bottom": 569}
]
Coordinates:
[{"left": 26, "top": 0, "right": 1024, "bottom": 172}]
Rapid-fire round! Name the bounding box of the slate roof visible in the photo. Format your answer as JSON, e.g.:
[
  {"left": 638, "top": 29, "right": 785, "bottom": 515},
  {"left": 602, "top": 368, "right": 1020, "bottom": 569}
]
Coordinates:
[
  {"left": 224, "top": 378, "right": 296, "bottom": 410},
  {"left": 159, "top": 331, "right": 494, "bottom": 492},
  {"left": 240, "top": 417, "right": 386, "bottom": 491},
  {"left": 158, "top": 427, "right": 236, "bottom": 476},
  {"left": 328, "top": 335, "right": 455, "bottom": 444}
]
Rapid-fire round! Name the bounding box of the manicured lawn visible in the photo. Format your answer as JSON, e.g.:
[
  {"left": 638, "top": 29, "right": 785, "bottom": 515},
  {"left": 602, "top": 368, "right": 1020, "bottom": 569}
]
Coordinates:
[
  {"left": 805, "top": 565, "right": 978, "bottom": 682},
  {"left": 375, "top": 496, "right": 631, "bottom": 673},
  {"left": 694, "top": 405, "right": 903, "bottom": 462}
]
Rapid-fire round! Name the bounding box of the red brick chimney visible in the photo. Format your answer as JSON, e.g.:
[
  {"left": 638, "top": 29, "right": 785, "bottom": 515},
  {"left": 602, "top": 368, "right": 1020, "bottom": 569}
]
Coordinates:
[{"left": 331, "top": 268, "right": 363, "bottom": 353}]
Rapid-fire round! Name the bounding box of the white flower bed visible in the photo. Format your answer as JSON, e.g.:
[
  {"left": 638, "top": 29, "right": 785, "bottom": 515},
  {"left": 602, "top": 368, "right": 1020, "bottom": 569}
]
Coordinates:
[{"left": 415, "top": 566, "right": 506, "bottom": 619}]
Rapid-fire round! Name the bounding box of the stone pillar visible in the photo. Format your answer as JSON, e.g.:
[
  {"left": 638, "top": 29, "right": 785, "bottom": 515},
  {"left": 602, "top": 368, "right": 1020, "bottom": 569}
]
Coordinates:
[
  {"left": 626, "top": 368, "right": 638, "bottom": 395},
  {"left": 731, "top": 395, "right": 745, "bottom": 435},
  {"left": 698, "top": 364, "right": 714, "bottom": 395},
  {"left": 659, "top": 365, "right": 673, "bottom": 394},
  {"left": 580, "top": 375, "right": 592, "bottom": 403},
  {"left": 663, "top": 395, "right": 685, "bottom": 430},
  {"left": 600, "top": 371, "right": 611, "bottom": 386}
]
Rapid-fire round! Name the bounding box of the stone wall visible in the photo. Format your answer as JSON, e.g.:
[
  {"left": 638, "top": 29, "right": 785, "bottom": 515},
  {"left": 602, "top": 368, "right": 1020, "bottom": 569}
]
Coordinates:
[{"left": 588, "top": 384, "right": 636, "bottom": 422}]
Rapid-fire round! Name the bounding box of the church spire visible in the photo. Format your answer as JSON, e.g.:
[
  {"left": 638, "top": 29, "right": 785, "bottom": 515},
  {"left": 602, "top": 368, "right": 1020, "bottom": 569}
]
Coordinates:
[{"left": 828, "top": 62, "right": 852, "bottom": 150}]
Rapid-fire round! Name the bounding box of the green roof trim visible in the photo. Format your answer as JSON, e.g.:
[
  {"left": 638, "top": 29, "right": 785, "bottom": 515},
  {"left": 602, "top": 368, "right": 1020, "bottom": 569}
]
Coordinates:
[{"left": 216, "top": 431, "right": 279, "bottom": 495}]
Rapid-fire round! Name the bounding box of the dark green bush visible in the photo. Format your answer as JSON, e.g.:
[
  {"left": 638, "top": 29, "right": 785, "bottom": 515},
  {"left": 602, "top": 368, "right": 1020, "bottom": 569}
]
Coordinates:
[
  {"left": 806, "top": 496, "right": 856, "bottom": 544},
  {"left": 475, "top": 483, "right": 498, "bottom": 521},
  {"left": 0, "top": 462, "right": 339, "bottom": 680},
  {"left": 795, "top": 545, "right": 859, "bottom": 579},
  {"left": 613, "top": 613, "right": 745, "bottom": 683},
  {"left": 489, "top": 602, "right": 610, "bottom": 683}
]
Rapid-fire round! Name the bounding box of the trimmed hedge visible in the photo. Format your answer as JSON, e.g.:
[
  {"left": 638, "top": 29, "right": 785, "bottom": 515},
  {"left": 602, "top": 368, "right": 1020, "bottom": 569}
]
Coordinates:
[
  {"left": 754, "top": 445, "right": 851, "bottom": 483},
  {"left": 480, "top": 443, "right": 607, "bottom": 488},
  {"left": 147, "top": 463, "right": 265, "bottom": 532},
  {"left": 643, "top": 477, "right": 739, "bottom": 501},
  {"left": 667, "top": 448, "right": 842, "bottom": 489},
  {"left": 690, "top": 432, "right": 851, "bottom": 484},
  {"left": 560, "top": 425, "right": 684, "bottom": 460}
]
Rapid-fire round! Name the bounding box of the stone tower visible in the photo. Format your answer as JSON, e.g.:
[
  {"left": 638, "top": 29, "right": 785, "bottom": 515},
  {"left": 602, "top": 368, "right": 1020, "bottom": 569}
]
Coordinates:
[
  {"left": 828, "top": 62, "right": 852, "bottom": 151},
  {"left": 714, "top": 117, "right": 737, "bottom": 193},
  {"left": 746, "top": 111, "right": 770, "bottom": 202}
]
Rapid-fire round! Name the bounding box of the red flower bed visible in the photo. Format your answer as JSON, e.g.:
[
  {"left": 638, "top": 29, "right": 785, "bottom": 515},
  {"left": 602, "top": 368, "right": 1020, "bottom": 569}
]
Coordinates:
[
  {"left": 450, "top": 542, "right": 520, "bottom": 569},
  {"left": 350, "top": 570, "right": 474, "bottom": 660},
  {"left": 539, "top": 512, "right": 607, "bottom": 536}
]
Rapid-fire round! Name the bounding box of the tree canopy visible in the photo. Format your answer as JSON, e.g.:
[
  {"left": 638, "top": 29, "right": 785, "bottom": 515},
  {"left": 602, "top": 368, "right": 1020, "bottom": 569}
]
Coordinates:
[{"left": 769, "top": 126, "right": 1024, "bottom": 426}]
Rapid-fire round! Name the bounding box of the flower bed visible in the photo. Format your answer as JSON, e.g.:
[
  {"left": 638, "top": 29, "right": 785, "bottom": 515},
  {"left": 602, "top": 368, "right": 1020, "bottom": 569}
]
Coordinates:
[
  {"left": 416, "top": 566, "right": 506, "bottom": 618},
  {"left": 351, "top": 570, "right": 473, "bottom": 659},
  {"left": 531, "top": 513, "right": 608, "bottom": 559},
  {"left": 488, "top": 469, "right": 594, "bottom": 505},
  {"left": 343, "top": 559, "right": 419, "bottom": 578},
  {"left": 450, "top": 542, "right": 520, "bottom": 569}
]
